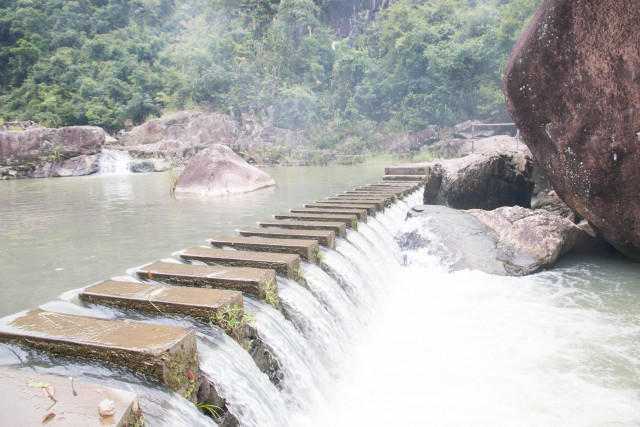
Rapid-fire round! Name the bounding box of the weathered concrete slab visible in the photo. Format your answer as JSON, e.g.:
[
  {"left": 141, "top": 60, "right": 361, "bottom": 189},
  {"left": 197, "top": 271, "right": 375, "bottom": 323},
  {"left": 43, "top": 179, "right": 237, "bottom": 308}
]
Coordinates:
[
  {"left": 137, "top": 261, "right": 276, "bottom": 300},
  {"left": 323, "top": 197, "right": 387, "bottom": 209},
  {"left": 345, "top": 190, "right": 402, "bottom": 200},
  {"left": 357, "top": 185, "right": 412, "bottom": 195},
  {"left": 274, "top": 212, "right": 359, "bottom": 229},
  {"left": 258, "top": 219, "right": 347, "bottom": 238},
  {"left": 290, "top": 207, "right": 368, "bottom": 222},
  {"left": 81, "top": 280, "right": 243, "bottom": 323},
  {"left": 0, "top": 310, "right": 199, "bottom": 399},
  {"left": 211, "top": 235, "right": 319, "bottom": 264},
  {"left": 239, "top": 227, "right": 336, "bottom": 249},
  {"left": 370, "top": 181, "right": 419, "bottom": 188},
  {"left": 382, "top": 174, "right": 425, "bottom": 181},
  {"left": 306, "top": 202, "right": 377, "bottom": 216},
  {"left": 385, "top": 165, "right": 429, "bottom": 175},
  {"left": 0, "top": 367, "right": 138, "bottom": 427},
  {"left": 332, "top": 193, "right": 394, "bottom": 203},
  {"left": 180, "top": 246, "right": 301, "bottom": 279}
]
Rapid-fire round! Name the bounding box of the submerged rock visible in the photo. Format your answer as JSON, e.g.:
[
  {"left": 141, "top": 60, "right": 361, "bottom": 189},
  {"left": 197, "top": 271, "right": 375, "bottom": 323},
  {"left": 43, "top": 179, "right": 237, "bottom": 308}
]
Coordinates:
[
  {"left": 504, "top": 0, "right": 640, "bottom": 261},
  {"left": 174, "top": 144, "right": 275, "bottom": 198},
  {"left": 422, "top": 152, "right": 534, "bottom": 210},
  {"left": 407, "top": 205, "right": 593, "bottom": 275}
]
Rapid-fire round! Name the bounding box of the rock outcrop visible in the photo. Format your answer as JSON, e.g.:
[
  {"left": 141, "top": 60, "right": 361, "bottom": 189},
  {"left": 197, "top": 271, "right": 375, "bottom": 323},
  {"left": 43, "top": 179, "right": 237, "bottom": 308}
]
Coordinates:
[
  {"left": 0, "top": 126, "right": 105, "bottom": 178},
  {"left": 174, "top": 144, "right": 276, "bottom": 198},
  {"left": 466, "top": 206, "right": 582, "bottom": 275},
  {"left": 118, "top": 110, "right": 307, "bottom": 168},
  {"left": 405, "top": 205, "right": 590, "bottom": 275},
  {"left": 422, "top": 151, "right": 534, "bottom": 210},
  {"left": 503, "top": 0, "right": 640, "bottom": 261}
]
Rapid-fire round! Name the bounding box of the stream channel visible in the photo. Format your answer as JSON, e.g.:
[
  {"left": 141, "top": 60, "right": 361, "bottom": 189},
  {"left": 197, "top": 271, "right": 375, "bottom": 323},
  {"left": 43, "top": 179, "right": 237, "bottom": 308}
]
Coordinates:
[{"left": 0, "top": 166, "right": 639, "bottom": 425}]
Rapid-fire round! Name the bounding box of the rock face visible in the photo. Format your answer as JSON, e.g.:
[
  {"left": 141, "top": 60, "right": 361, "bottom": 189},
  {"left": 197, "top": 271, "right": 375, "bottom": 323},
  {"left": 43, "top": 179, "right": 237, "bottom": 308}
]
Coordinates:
[
  {"left": 503, "top": 0, "right": 640, "bottom": 261},
  {"left": 422, "top": 152, "right": 534, "bottom": 210},
  {"left": 466, "top": 206, "right": 583, "bottom": 275},
  {"left": 405, "top": 205, "right": 589, "bottom": 275},
  {"left": 0, "top": 126, "right": 105, "bottom": 178},
  {"left": 174, "top": 144, "right": 276, "bottom": 198},
  {"left": 118, "top": 110, "right": 307, "bottom": 168}
]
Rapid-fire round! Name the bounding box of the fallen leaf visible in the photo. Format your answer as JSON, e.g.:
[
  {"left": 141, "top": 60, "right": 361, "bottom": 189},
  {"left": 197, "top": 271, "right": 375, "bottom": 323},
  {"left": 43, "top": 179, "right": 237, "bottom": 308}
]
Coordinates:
[
  {"left": 154, "top": 327, "right": 167, "bottom": 332},
  {"left": 41, "top": 413, "right": 55, "bottom": 424},
  {"left": 186, "top": 369, "right": 195, "bottom": 380},
  {"left": 147, "top": 271, "right": 153, "bottom": 280},
  {"left": 27, "top": 381, "right": 51, "bottom": 388},
  {"left": 43, "top": 385, "right": 56, "bottom": 401}
]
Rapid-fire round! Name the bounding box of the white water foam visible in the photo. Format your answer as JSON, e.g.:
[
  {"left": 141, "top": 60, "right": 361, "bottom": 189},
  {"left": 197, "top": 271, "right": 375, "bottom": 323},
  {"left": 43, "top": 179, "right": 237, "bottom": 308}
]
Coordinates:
[{"left": 99, "top": 149, "right": 132, "bottom": 174}]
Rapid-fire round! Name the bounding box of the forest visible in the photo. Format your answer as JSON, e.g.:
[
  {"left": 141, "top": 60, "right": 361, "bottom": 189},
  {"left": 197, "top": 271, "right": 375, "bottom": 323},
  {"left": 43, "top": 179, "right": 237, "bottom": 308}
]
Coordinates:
[{"left": 0, "top": 0, "right": 540, "bottom": 151}]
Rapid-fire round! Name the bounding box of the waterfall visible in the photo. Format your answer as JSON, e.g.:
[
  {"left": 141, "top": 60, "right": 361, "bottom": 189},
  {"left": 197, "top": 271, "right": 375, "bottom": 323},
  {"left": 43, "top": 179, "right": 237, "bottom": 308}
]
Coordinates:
[{"left": 99, "top": 149, "right": 132, "bottom": 174}]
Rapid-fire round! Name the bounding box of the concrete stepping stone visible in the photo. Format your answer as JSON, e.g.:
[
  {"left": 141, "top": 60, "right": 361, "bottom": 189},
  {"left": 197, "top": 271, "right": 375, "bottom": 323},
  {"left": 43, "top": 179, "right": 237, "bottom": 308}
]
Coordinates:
[
  {"left": 274, "top": 212, "right": 359, "bottom": 229},
  {"left": 258, "top": 219, "right": 346, "bottom": 238},
  {"left": 0, "top": 367, "right": 139, "bottom": 426},
  {"left": 322, "top": 197, "right": 387, "bottom": 210},
  {"left": 137, "top": 261, "right": 276, "bottom": 300},
  {"left": 180, "top": 247, "right": 301, "bottom": 280},
  {"left": 290, "top": 207, "right": 368, "bottom": 222},
  {"left": 344, "top": 190, "right": 402, "bottom": 199},
  {"left": 80, "top": 280, "right": 243, "bottom": 323},
  {"left": 384, "top": 165, "right": 429, "bottom": 175},
  {"left": 306, "top": 202, "right": 377, "bottom": 216},
  {"left": 210, "top": 235, "right": 319, "bottom": 264},
  {"left": 382, "top": 174, "right": 425, "bottom": 181},
  {"left": 239, "top": 227, "right": 336, "bottom": 249},
  {"left": 0, "top": 310, "right": 199, "bottom": 399}
]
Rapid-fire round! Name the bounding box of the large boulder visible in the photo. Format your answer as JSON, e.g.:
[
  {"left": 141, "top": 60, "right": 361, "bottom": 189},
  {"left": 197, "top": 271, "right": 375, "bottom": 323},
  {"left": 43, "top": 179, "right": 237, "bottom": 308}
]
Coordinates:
[
  {"left": 174, "top": 144, "right": 275, "bottom": 198},
  {"left": 404, "top": 205, "right": 589, "bottom": 275},
  {"left": 422, "top": 152, "right": 534, "bottom": 210},
  {"left": 503, "top": 0, "right": 640, "bottom": 261},
  {"left": 0, "top": 126, "right": 105, "bottom": 178}
]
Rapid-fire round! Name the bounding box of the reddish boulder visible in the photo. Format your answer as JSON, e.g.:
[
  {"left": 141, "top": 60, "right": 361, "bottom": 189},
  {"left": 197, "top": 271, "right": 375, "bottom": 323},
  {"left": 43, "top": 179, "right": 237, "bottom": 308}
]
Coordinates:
[
  {"left": 503, "top": 0, "right": 640, "bottom": 261},
  {"left": 174, "top": 144, "right": 275, "bottom": 198}
]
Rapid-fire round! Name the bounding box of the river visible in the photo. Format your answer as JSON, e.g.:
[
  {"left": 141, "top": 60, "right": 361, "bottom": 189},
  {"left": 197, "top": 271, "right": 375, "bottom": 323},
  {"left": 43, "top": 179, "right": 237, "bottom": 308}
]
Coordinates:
[{"left": 0, "top": 168, "right": 639, "bottom": 425}]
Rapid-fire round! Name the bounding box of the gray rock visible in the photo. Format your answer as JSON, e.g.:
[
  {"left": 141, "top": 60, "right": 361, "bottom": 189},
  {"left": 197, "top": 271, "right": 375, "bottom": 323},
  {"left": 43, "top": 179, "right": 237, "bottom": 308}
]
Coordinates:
[
  {"left": 0, "top": 126, "right": 105, "bottom": 178},
  {"left": 406, "top": 205, "right": 592, "bottom": 275},
  {"left": 174, "top": 144, "right": 276, "bottom": 198},
  {"left": 422, "top": 152, "right": 534, "bottom": 210}
]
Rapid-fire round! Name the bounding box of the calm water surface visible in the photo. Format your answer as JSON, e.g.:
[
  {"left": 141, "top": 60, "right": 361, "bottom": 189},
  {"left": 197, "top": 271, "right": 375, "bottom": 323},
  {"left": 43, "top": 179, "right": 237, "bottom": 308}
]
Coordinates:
[{"left": 0, "top": 166, "right": 383, "bottom": 317}]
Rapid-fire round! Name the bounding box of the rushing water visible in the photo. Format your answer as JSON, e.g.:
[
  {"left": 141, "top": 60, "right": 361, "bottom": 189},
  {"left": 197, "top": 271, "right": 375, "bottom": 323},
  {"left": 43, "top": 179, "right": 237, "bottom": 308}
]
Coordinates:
[{"left": 1, "top": 168, "right": 639, "bottom": 426}]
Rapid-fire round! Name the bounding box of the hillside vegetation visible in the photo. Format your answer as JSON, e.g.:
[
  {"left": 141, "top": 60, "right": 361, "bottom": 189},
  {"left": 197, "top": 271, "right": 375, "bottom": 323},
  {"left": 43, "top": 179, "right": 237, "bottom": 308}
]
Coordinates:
[{"left": 0, "top": 0, "right": 540, "bottom": 151}]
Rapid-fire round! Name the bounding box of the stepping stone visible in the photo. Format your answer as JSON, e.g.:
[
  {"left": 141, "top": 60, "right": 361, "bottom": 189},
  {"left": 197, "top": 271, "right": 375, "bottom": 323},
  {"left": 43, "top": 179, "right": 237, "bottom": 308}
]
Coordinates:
[
  {"left": 344, "top": 190, "right": 402, "bottom": 200},
  {"left": 274, "top": 212, "right": 359, "bottom": 229},
  {"left": 370, "top": 181, "right": 418, "bottom": 187},
  {"left": 258, "top": 219, "right": 347, "bottom": 238},
  {"left": 306, "top": 202, "right": 377, "bottom": 216},
  {"left": 80, "top": 280, "right": 243, "bottom": 323},
  {"left": 382, "top": 175, "right": 425, "bottom": 181},
  {"left": 355, "top": 186, "right": 411, "bottom": 196},
  {"left": 290, "top": 207, "right": 368, "bottom": 222},
  {"left": 137, "top": 261, "right": 276, "bottom": 300},
  {"left": 0, "top": 310, "right": 199, "bottom": 399},
  {"left": 322, "top": 197, "right": 387, "bottom": 210},
  {"left": 0, "top": 367, "right": 139, "bottom": 427},
  {"left": 385, "top": 165, "right": 429, "bottom": 175},
  {"left": 211, "top": 235, "right": 319, "bottom": 264},
  {"left": 239, "top": 227, "right": 335, "bottom": 249},
  {"left": 180, "top": 247, "right": 301, "bottom": 280}
]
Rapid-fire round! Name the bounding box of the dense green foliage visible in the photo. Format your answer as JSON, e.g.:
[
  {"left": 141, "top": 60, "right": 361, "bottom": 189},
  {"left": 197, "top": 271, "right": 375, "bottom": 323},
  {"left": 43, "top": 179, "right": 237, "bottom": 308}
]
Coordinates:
[{"left": 1, "top": 0, "right": 540, "bottom": 146}]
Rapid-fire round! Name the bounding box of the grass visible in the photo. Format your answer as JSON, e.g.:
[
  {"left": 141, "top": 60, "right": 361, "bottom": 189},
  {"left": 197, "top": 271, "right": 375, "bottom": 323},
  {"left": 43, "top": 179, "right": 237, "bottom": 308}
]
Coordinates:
[
  {"left": 317, "top": 251, "right": 325, "bottom": 264},
  {"left": 167, "top": 162, "right": 180, "bottom": 196},
  {"left": 264, "top": 278, "right": 280, "bottom": 308},
  {"left": 210, "top": 304, "right": 254, "bottom": 343},
  {"left": 197, "top": 402, "right": 223, "bottom": 418}
]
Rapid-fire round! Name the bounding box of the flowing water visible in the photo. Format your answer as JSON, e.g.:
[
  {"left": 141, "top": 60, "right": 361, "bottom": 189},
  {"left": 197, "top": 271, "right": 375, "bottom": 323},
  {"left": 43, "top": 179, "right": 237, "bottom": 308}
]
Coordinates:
[
  {"left": 99, "top": 149, "right": 133, "bottom": 174},
  {"left": 1, "top": 168, "right": 639, "bottom": 426}
]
